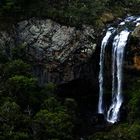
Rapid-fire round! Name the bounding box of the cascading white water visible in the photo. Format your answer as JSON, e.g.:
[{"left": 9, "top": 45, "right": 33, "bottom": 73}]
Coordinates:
[
  {"left": 107, "top": 30, "right": 130, "bottom": 123},
  {"left": 98, "top": 16, "right": 140, "bottom": 123},
  {"left": 98, "top": 27, "right": 115, "bottom": 114}
]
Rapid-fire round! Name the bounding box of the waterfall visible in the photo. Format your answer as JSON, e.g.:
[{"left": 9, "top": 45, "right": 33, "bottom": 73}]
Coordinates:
[
  {"left": 98, "top": 27, "right": 115, "bottom": 114},
  {"left": 98, "top": 16, "right": 140, "bottom": 123}
]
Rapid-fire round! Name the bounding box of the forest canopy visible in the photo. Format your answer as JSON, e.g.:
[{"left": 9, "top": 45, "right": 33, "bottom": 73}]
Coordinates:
[{"left": 1, "top": 0, "right": 140, "bottom": 26}]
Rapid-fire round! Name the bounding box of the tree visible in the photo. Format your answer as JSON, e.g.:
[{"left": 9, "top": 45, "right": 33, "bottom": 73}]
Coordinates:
[
  {"left": 33, "top": 109, "right": 74, "bottom": 140},
  {"left": 6, "top": 75, "right": 38, "bottom": 110},
  {"left": 31, "top": 97, "right": 74, "bottom": 140}
]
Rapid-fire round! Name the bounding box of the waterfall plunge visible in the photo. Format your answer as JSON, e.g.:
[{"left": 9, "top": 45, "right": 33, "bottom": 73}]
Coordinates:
[{"left": 98, "top": 16, "right": 140, "bottom": 123}]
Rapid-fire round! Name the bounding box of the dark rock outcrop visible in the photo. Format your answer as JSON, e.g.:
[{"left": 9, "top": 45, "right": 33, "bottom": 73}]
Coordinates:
[
  {"left": 124, "top": 26, "right": 140, "bottom": 71},
  {"left": 0, "top": 19, "right": 97, "bottom": 84}
]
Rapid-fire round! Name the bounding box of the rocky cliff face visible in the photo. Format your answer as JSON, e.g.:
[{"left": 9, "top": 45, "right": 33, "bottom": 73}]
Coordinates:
[
  {"left": 0, "top": 19, "right": 97, "bottom": 84},
  {"left": 125, "top": 25, "right": 140, "bottom": 71}
]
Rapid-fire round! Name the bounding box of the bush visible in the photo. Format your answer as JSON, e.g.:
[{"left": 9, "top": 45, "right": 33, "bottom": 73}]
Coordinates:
[
  {"left": 0, "top": 101, "right": 30, "bottom": 140},
  {"left": 33, "top": 97, "right": 74, "bottom": 140}
]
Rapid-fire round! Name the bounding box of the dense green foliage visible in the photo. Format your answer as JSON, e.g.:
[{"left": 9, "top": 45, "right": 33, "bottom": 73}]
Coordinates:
[
  {"left": 1, "top": 0, "right": 140, "bottom": 26},
  {"left": 0, "top": 45, "right": 77, "bottom": 140},
  {"left": 88, "top": 123, "right": 140, "bottom": 140}
]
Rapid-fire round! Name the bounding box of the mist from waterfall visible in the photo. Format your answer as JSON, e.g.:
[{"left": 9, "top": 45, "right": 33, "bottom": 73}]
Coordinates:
[{"left": 98, "top": 16, "right": 140, "bottom": 123}]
